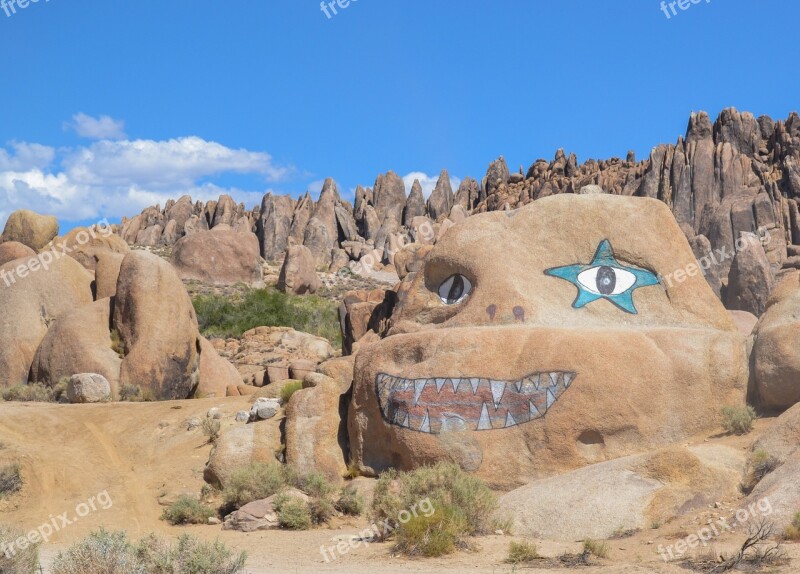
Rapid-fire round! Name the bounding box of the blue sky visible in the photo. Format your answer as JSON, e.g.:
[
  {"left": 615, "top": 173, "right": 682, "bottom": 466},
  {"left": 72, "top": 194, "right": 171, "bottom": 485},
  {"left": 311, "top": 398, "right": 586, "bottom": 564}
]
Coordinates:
[{"left": 0, "top": 0, "right": 798, "bottom": 231}]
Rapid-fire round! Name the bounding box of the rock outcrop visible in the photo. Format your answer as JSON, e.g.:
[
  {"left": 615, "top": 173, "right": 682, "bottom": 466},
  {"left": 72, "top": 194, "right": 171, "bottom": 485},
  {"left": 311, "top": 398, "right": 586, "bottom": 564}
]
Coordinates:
[
  {"left": 114, "top": 252, "right": 201, "bottom": 400},
  {"left": 171, "top": 229, "right": 263, "bottom": 286},
  {"left": 348, "top": 195, "right": 748, "bottom": 486},
  {"left": 1, "top": 209, "right": 58, "bottom": 251}
]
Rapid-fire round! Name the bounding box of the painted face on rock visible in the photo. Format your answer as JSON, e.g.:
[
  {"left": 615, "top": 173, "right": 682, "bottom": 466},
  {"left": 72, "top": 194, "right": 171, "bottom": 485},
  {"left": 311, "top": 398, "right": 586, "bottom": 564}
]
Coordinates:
[{"left": 348, "top": 195, "right": 748, "bottom": 484}]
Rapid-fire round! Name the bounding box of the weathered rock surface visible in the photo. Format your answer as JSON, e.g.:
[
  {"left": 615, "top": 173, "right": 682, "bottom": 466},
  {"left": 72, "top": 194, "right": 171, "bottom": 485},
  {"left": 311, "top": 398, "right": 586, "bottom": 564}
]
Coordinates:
[
  {"left": 0, "top": 255, "right": 93, "bottom": 388},
  {"left": 60, "top": 225, "right": 129, "bottom": 272},
  {"left": 171, "top": 229, "right": 263, "bottom": 286},
  {"left": 222, "top": 489, "right": 309, "bottom": 532},
  {"left": 1, "top": 209, "right": 58, "bottom": 251},
  {"left": 114, "top": 252, "right": 201, "bottom": 400},
  {"left": 204, "top": 419, "right": 283, "bottom": 488},
  {"left": 752, "top": 271, "right": 800, "bottom": 410},
  {"left": 285, "top": 371, "right": 350, "bottom": 481},
  {"left": 277, "top": 245, "right": 321, "bottom": 295},
  {"left": 0, "top": 242, "right": 35, "bottom": 266},
  {"left": 29, "top": 298, "right": 122, "bottom": 393},
  {"left": 66, "top": 373, "right": 112, "bottom": 404},
  {"left": 196, "top": 336, "right": 243, "bottom": 398},
  {"left": 349, "top": 195, "right": 747, "bottom": 486}
]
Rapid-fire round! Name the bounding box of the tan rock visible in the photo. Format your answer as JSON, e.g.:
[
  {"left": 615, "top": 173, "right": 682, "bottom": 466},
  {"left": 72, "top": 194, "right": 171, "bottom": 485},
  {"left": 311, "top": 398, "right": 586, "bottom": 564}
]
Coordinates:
[
  {"left": 0, "top": 241, "right": 35, "bottom": 266},
  {"left": 285, "top": 373, "right": 349, "bottom": 481},
  {"left": 1, "top": 209, "right": 58, "bottom": 251},
  {"left": 60, "top": 226, "right": 129, "bottom": 271},
  {"left": 204, "top": 419, "right": 283, "bottom": 488},
  {"left": 498, "top": 445, "right": 743, "bottom": 540},
  {"left": 94, "top": 251, "right": 125, "bottom": 299},
  {"left": 195, "top": 337, "right": 243, "bottom": 398},
  {"left": 752, "top": 271, "right": 800, "bottom": 410},
  {"left": 278, "top": 245, "right": 321, "bottom": 295},
  {"left": 349, "top": 195, "right": 747, "bottom": 486},
  {"left": 171, "top": 229, "right": 263, "bottom": 286},
  {"left": 114, "top": 251, "right": 201, "bottom": 400},
  {"left": 0, "top": 255, "right": 93, "bottom": 387},
  {"left": 30, "top": 298, "right": 122, "bottom": 394}
]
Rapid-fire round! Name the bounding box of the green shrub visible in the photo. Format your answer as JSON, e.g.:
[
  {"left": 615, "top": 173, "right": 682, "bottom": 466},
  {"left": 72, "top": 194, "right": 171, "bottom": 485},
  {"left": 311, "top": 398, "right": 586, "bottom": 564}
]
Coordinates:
[
  {"left": 201, "top": 418, "right": 221, "bottom": 444},
  {"left": 51, "top": 528, "right": 141, "bottom": 574},
  {"left": 507, "top": 540, "right": 541, "bottom": 563},
  {"left": 138, "top": 533, "right": 247, "bottom": 574},
  {"left": 1, "top": 383, "right": 57, "bottom": 402},
  {"left": 274, "top": 494, "right": 312, "bottom": 530},
  {"left": 336, "top": 485, "right": 365, "bottom": 516},
  {"left": 371, "top": 462, "right": 498, "bottom": 556},
  {"left": 0, "top": 524, "right": 39, "bottom": 573},
  {"left": 119, "top": 384, "right": 157, "bottom": 402},
  {"left": 0, "top": 463, "right": 22, "bottom": 498},
  {"left": 742, "top": 450, "right": 780, "bottom": 494},
  {"left": 53, "top": 529, "right": 247, "bottom": 574},
  {"left": 192, "top": 287, "right": 342, "bottom": 348},
  {"left": 784, "top": 512, "right": 800, "bottom": 541},
  {"left": 110, "top": 328, "right": 126, "bottom": 358},
  {"left": 297, "top": 471, "right": 335, "bottom": 500},
  {"left": 722, "top": 405, "right": 757, "bottom": 435},
  {"left": 221, "top": 462, "right": 294, "bottom": 511},
  {"left": 161, "top": 495, "right": 215, "bottom": 525},
  {"left": 394, "top": 504, "right": 468, "bottom": 557},
  {"left": 583, "top": 538, "right": 610, "bottom": 558},
  {"left": 279, "top": 381, "right": 304, "bottom": 404}
]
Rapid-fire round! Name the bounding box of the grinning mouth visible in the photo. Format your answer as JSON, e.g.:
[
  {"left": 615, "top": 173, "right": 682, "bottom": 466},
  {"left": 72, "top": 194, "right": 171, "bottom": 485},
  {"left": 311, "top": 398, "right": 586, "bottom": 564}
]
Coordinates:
[{"left": 375, "top": 372, "right": 576, "bottom": 434}]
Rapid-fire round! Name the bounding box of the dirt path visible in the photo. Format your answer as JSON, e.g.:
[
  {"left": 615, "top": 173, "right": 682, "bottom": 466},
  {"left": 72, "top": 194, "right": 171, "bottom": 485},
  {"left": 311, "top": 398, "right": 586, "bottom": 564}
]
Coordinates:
[{"left": 0, "top": 401, "right": 798, "bottom": 573}]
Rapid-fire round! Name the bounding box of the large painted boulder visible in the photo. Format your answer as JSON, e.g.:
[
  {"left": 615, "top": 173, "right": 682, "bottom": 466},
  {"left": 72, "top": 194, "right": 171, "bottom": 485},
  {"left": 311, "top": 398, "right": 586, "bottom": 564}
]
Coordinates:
[{"left": 348, "top": 195, "right": 748, "bottom": 486}]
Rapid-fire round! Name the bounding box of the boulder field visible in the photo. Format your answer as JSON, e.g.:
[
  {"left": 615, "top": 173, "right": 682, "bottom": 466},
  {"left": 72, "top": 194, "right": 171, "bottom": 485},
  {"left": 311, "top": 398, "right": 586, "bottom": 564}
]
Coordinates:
[{"left": 0, "top": 234, "right": 242, "bottom": 400}]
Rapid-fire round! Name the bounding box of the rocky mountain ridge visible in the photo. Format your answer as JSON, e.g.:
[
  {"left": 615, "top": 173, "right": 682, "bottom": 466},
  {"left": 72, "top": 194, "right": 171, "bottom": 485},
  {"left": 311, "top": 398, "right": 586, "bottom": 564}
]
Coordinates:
[{"left": 121, "top": 108, "right": 800, "bottom": 316}]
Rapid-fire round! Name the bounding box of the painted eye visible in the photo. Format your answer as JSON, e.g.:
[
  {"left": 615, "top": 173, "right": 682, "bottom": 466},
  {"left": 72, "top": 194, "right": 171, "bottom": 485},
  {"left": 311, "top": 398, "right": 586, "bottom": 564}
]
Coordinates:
[
  {"left": 577, "top": 265, "right": 636, "bottom": 296},
  {"left": 438, "top": 274, "right": 472, "bottom": 305}
]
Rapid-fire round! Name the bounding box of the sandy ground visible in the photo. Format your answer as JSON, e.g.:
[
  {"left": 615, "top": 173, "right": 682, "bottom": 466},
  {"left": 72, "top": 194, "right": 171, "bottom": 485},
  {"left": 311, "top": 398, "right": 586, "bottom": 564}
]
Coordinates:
[{"left": 0, "top": 400, "right": 798, "bottom": 573}]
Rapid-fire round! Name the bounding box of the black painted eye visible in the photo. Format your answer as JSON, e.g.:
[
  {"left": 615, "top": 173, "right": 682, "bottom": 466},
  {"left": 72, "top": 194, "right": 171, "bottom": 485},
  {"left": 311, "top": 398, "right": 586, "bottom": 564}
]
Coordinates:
[
  {"left": 438, "top": 274, "right": 472, "bottom": 305},
  {"left": 577, "top": 265, "right": 636, "bottom": 296}
]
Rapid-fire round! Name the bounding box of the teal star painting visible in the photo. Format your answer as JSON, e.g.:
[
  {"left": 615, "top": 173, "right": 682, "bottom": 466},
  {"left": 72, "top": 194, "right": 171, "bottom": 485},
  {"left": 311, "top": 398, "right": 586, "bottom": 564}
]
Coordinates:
[{"left": 545, "top": 240, "right": 660, "bottom": 314}]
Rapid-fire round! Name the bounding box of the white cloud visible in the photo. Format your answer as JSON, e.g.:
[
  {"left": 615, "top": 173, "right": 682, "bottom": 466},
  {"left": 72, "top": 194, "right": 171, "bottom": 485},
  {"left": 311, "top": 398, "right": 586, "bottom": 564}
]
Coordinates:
[
  {"left": 402, "top": 171, "right": 462, "bottom": 199},
  {"left": 0, "top": 142, "right": 56, "bottom": 171},
  {"left": 66, "top": 113, "right": 128, "bottom": 140},
  {"left": 0, "top": 136, "right": 292, "bottom": 228}
]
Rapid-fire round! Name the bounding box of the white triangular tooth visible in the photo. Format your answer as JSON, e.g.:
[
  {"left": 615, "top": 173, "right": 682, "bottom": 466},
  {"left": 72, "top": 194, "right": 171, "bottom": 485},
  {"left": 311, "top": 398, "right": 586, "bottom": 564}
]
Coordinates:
[
  {"left": 435, "top": 378, "right": 447, "bottom": 393},
  {"left": 450, "top": 378, "right": 460, "bottom": 393},
  {"left": 401, "top": 413, "right": 410, "bottom": 428},
  {"left": 490, "top": 381, "right": 505, "bottom": 410},
  {"left": 505, "top": 412, "right": 517, "bottom": 428},
  {"left": 477, "top": 403, "right": 493, "bottom": 430},
  {"left": 532, "top": 373, "right": 541, "bottom": 390},
  {"left": 530, "top": 400, "right": 541, "bottom": 418},
  {"left": 564, "top": 373, "right": 575, "bottom": 388},
  {"left": 546, "top": 388, "right": 557, "bottom": 409},
  {"left": 549, "top": 372, "right": 559, "bottom": 387},
  {"left": 419, "top": 411, "right": 431, "bottom": 433},
  {"left": 514, "top": 380, "right": 522, "bottom": 393},
  {"left": 469, "top": 378, "right": 481, "bottom": 395},
  {"left": 414, "top": 380, "right": 426, "bottom": 406}
]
